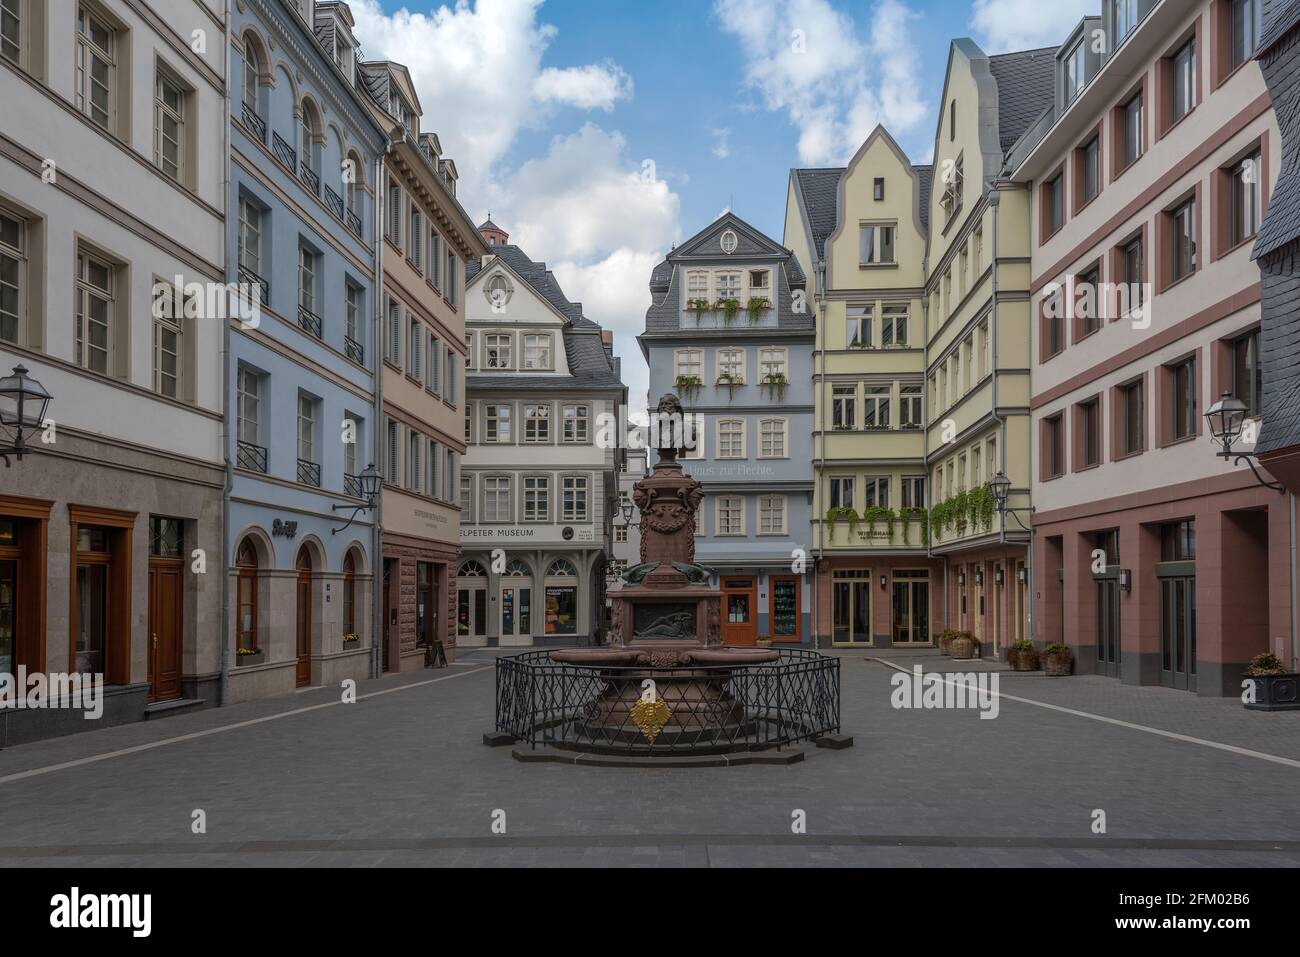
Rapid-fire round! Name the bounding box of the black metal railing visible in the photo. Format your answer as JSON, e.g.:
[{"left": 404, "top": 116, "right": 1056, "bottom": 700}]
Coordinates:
[
  {"left": 271, "top": 131, "right": 297, "bottom": 172},
  {"left": 237, "top": 440, "right": 267, "bottom": 473},
  {"left": 238, "top": 264, "right": 269, "bottom": 305},
  {"left": 300, "top": 163, "right": 320, "bottom": 195},
  {"left": 241, "top": 102, "right": 266, "bottom": 143},
  {"left": 297, "top": 304, "right": 323, "bottom": 339},
  {"left": 344, "top": 335, "right": 364, "bottom": 364},
  {"left": 344, "top": 472, "right": 362, "bottom": 497},
  {"left": 297, "top": 458, "right": 321, "bottom": 487},
  {"left": 346, "top": 209, "right": 362, "bottom": 237},
  {"left": 324, "top": 184, "right": 345, "bottom": 220},
  {"left": 495, "top": 648, "right": 840, "bottom": 756}
]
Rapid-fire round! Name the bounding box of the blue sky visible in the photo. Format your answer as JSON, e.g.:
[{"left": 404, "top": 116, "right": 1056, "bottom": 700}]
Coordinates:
[{"left": 350, "top": 0, "right": 1093, "bottom": 409}]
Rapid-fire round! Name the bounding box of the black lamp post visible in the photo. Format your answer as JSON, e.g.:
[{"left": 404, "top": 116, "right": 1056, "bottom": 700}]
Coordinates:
[
  {"left": 618, "top": 499, "right": 639, "bottom": 529},
  {"left": 331, "top": 462, "right": 382, "bottom": 534},
  {"left": 989, "top": 470, "right": 1034, "bottom": 529},
  {"left": 1205, "top": 391, "right": 1283, "bottom": 492},
  {"left": 0, "top": 365, "right": 52, "bottom": 467}
]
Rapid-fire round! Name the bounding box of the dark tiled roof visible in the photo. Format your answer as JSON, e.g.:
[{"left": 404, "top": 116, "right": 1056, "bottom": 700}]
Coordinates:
[
  {"left": 1255, "top": 258, "right": 1300, "bottom": 455},
  {"left": 1260, "top": 0, "right": 1300, "bottom": 52},
  {"left": 913, "top": 164, "right": 933, "bottom": 233},
  {"left": 793, "top": 167, "right": 844, "bottom": 258},
  {"left": 989, "top": 46, "right": 1058, "bottom": 153},
  {"left": 1253, "top": 3, "right": 1300, "bottom": 259},
  {"left": 466, "top": 244, "right": 598, "bottom": 328},
  {"left": 479, "top": 218, "right": 502, "bottom": 233}
]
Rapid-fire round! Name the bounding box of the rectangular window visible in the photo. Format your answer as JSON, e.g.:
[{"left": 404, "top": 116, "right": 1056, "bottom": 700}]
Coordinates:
[
  {"left": 1171, "top": 356, "right": 1197, "bottom": 440},
  {"left": 1229, "top": 150, "right": 1263, "bottom": 247},
  {"left": 485, "top": 404, "right": 512, "bottom": 443},
  {"left": 1112, "top": 0, "right": 1138, "bottom": 45},
  {"left": 238, "top": 198, "right": 262, "bottom": 274},
  {"left": 409, "top": 207, "right": 422, "bottom": 267},
  {"left": 832, "top": 385, "right": 856, "bottom": 429},
  {"left": 1078, "top": 266, "right": 1101, "bottom": 337},
  {"left": 385, "top": 418, "right": 399, "bottom": 482},
  {"left": 298, "top": 245, "right": 317, "bottom": 316},
  {"left": 717, "top": 496, "right": 743, "bottom": 535},
  {"left": 1230, "top": 329, "right": 1262, "bottom": 418},
  {"left": 153, "top": 307, "right": 181, "bottom": 399},
  {"left": 863, "top": 386, "right": 890, "bottom": 429},
  {"left": 386, "top": 299, "right": 402, "bottom": 365},
  {"left": 759, "top": 347, "right": 787, "bottom": 379},
  {"left": 237, "top": 367, "right": 260, "bottom": 445},
  {"left": 345, "top": 283, "right": 361, "bottom": 348},
  {"left": 298, "top": 394, "right": 317, "bottom": 475},
  {"left": 0, "top": 209, "right": 23, "bottom": 344},
  {"left": 828, "top": 477, "right": 854, "bottom": 510},
  {"left": 75, "top": 251, "right": 113, "bottom": 375},
  {"left": 847, "top": 305, "right": 872, "bottom": 348},
  {"left": 446, "top": 250, "right": 457, "bottom": 305},
  {"left": 1078, "top": 398, "right": 1100, "bottom": 468},
  {"left": 1170, "top": 39, "right": 1196, "bottom": 124},
  {"left": 862, "top": 477, "right": 890, "bottom": 509},
  {"left": 483, "top": 476, "right": 512, "bottom": 522},
  {"left": 429, "top": 231, "right": 442, "bottom": 287},
  {"left": 859, "top": 224, "right": 896, "bottom": 264},
  {"left": 459, "top": 474, "right": 473, "bottom": 523},
  {"left": 1122, "top": 235, "right": 1145, "bottom": 315},
  {"left": 716, "top": 347, "right": 745, "bottom": 382},
  {"left": 523, "top": 333, "right": 552, "bottom": 370},
  {"left": 900, "top": 384, "right": 922, "bottom": 427},
  {"left": 562, "top": 404, "right": 589, "bottom": 443},
  {"left": 881, "top": 304, "right": 908, "bottom": 346},
  {"left": 759, "top": 496, "right": 786, "bottom": 535},
  {"left": 523, "top": 476, "right": 549, "bottom": 522},
  {"left": 1081, "top": 136, "right": 1100, "bottom": 204},
  {"left": 524, "top": 404, "right": 550, "bottom": 443},
  {"left": 716, "top": 272, "right": 740, "bottom": 299},
  {"left": 687, "top": 270, "right": 708, "bottom": 301},
  {"left": 387, "top": 182, "right": 402, "bottom": 246},
  {"left": 427, "top": 333, "right": 441, "bottom": 393},
  {"left": 1229, "top": 0, "right": 1262, "bottom": 72},
  {"left": 675, "top": 348, "right": 702, "bottom": 379},
  {"left": 1, "top": 0, "right": 19, "bottom": 65},
  {"left": 1170, "top": 196, "right": 1197, "bottom": 282},
  {"left": 1123, "top": 92, "right": 1144, "bottom": 167},
  {"left": 76, "top": 6, "right": 114, "bottom": 130},
  {"left": 873, "top": 177, "right": 884, "bottom": 201},
  {"left": 407, "top": 430, "right": 421, "bottom": 489},
  {"left": 484, "top": 333, "right": 512, "bottom": 369},
  {"left": 1160, "top": 520, "right": 1196, "bottom": 561},
  {"left": 1064, "top": 39, "right": 1086, "bottom": 102},
  {"left": 562, "top": 476, "right": 588, "bottom": 522},
  {"left": 717, "top": 419, "right": 745, "bottom": 458},
  {"left": 154, "top": 71, "right": 185, "bottom": 181},
  {"left": 1121, "top": 379, "right": 1144, "bottom": 455},
  {"left": 1045, "top": 173, "right": 1064, "bottom": 235},
  {"left": 901, "top": 477, "right": 925, "bottom": 509},
  {"left": 1045, "top": 414, "right": 1065, "bottom": 478},
  {"left": 759, "top": 418, "right": 786, "bottom": 457},
  {"left": 345, "top": 416, "right": 360, "bottom": 480}
]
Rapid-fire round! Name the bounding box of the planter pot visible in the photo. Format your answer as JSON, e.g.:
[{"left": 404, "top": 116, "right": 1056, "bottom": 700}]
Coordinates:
[
  {"left": 1243, "top": 672, "right": 1300, "bottom": 711},
  {"left": 235, "top": 651, "right": 265, "bottom": 667},
  {"left": 950, "top": 636, "right": 975, "bottom": 659},
  {"left": 938, "top": 634, "right": 955, "bottom": 655},
  {"left": 756, "top": 638, "right": 773, "bottom": 648},
  {"left": 1043, "top": 652, "right": 1073, "bottom": 677},
  {"left": 1008, "top": 649, "right": 1039, "bottom": 671}
]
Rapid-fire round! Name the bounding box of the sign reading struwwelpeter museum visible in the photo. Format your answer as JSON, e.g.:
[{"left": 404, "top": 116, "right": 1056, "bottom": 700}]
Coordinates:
[{"left": 461, "top": 525, "right": 597, "bottom": 544}]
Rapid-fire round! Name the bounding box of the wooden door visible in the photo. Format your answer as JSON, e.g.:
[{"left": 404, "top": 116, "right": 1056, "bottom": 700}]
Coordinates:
[
  {"left": 721, "top": 577, "right": 756, "bottom": 646},
  {"left": 147, "top": 560, "right": 183, "bottom": 701},
  {"left": 295, "top": 549, "right": 312, "bottom": 687}
]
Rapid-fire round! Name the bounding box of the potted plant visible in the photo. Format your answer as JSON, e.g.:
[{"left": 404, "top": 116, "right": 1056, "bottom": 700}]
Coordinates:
[
  {"left": 674, "top": 374, "right": 702, "bottom": 400},
  {"left": 761, "top": 371, "right": 788, "bottom": 400},
  {"left": 824, "top": 506, "right": 859, "bottom": 537},
  {"left": 1007, "top": 638, "right": 1039, "bottom": 672},
  {"left": 687, "top": 298, "right": 711, "bottom": 324},
  {"left": 756, "top": 634, "right": 773, "bottom": 648},
  {"left": 950, "top": 631, "right": 976, "bottom": 659},
  {"left": 1043, "top": 643, "right": 1073, "bottom": 676},
  {"left": 342, "top": 633, "right": 360, "bottom": 645},
  {"left": 235, "top": 646, "right": 264, "bottom": 667},
  {"left": 718, "top": 297, "right": 741, "bottom": 325},
  {"left": 745, "top": 296, "right": 770, "bottom": 325},
  {"left": 1243, "top": 652, "right": 1300, "bottom": 711},
  {"left": 715, "top": 372, "right": 741, "bottom": 399},
  {"left": 936, "top": 629, "right": 957, "bottom": 655}
]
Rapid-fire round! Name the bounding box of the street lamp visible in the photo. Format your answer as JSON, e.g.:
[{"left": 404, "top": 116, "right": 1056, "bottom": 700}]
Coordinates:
[
  {"left": 331, "top": 462, "right": 382, "bottom": 534},
  {"left": 989, "top": 470, "right": 1034, "bottom": 529},
  {"left": 1205, "top": 391, "right": 1282, "bottom": 492},
  {"left": 0, "top": 365, "right": 52, "bottom": 466},
  {"left": 617, "top": 499, "right": 640, "bottom": 529}
]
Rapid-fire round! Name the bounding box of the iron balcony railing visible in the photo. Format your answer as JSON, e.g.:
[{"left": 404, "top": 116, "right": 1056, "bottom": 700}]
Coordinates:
[
  {"left": 344, "top": 335, "right": 364, "bottom": 365},
  {"left": 346, "top": 209, "right": 362, "bottom": 238},
  {"left": 297, "top": 304, "right": 322, "bottom": 339},
  {"left": 495, "top": 648, "right": 840, "bottom": 756},
  {"left": 300, "top": 163, "right": 320, "bottom": 195},
  {"left": 344, "top": 472, "right": 362, "bottom": 497},
  {"left": 237, "top": 440, "right": 267, "bottom": 473},
  {"left": 323, "top": 184, "right": 345, "bottom": 221},
  {"left": 237, "top": 264, "right": 269, "bottom": 306},
  {"left": 297, "top": 458, "right": 321, "bottom": 487},
  {"left": 241, "top": 102, "right": 266, "bottom": 143},
  {"left": 271, "top": 131, "right": 297, "bottom": 173}
]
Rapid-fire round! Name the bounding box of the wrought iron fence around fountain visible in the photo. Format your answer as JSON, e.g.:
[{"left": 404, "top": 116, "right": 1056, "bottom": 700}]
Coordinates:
[{"left": 495, "top": 649, "right": 840, "bottom": 755}]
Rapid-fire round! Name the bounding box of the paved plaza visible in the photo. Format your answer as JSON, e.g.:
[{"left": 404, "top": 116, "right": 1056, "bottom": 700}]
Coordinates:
[{"left": 0, "top": 648, "right": 1298, "bottom": 867}]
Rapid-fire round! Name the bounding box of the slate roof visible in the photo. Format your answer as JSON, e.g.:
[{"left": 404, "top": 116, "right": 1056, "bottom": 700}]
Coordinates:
[
  {"left": 479, "top": 218, "right": 503, "bottom": 233},
  {"left": 913, "top": 164, "right": 933, "bottom": 232},
  {"left": 1259, "top": 0, "right": 1300, "bottom": 52},
  {"left": 793, "top": 167, "right": 845, "bottom": 260},
  {"left": 1253, "top": 1, "right": 1300, "bottom": 260},
  {"left": 466, "top": 244, "right": 598, "bottom": 329},
  {"left": 988, "top": 46, "right": 1059, "bottom": 154}
]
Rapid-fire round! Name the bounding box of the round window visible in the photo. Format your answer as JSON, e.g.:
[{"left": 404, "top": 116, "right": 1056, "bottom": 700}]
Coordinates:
[{"left": 720, "top": 230, "right": 738, "bottom": 254}]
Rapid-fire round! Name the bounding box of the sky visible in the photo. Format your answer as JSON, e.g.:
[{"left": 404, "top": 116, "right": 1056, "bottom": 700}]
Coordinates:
[{"left": 349, "top": 0, "right": 1096, "bottom": 413}]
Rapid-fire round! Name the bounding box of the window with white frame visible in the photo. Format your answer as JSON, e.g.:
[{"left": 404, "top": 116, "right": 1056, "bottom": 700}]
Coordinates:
[
  {"left": 748, "top": 269, "right": 770, "bottom": 295},
  {"left": 900, "top": 384, "right": 922, "bottom": 428},
  {"left": 298, "top": 244, "right": 318, "bottom": 318},
  {"left": 387, "top": 181, "right": 402, "bottom": 246},
  {"left": 154, "top": 70, "right": 185, "bottom": 182},
  {"left": 153, "top": 299, "right": 181, "bottom": 399},
  {"left": 484, "top": 332, "right": 512, "bottom": 369},
  {"left": 238, "top": 197, "right": 262, "bottom": 274},
  {"left": 562, "top": 475, "right": 589, "bottom": 521},
  {"left": 562, "top": 403, "right": 589, "bottom": 443},
  {"left": 863, "top": 385, "right": 890, "bottom": 429},
  {"left": 859, "top": 223, "right": 896, "bottom": 264},
  {"left": 759, "top": 417, "right": 787, "bottom": 457},
  {"left": 1, "top": 0, "right": 21, "bottom": 65},
  {"left": 847, "top": 305, "right": 872, "bottom": 348},
  {"left": 716, "top": 496, "right": 744, "bottom": 535},
  {"left": 523, "top": 333, "right": 552, "bottom": 370},
  {"left": 832, "top": 385, "right": 856, "bottom": 429},
  {"left": 901, "top": 476, "right": 925, "bottom": 509},
  {"left": 675, "top": 349, "right": 702, "bottom": 379},
  {"left": 759, "top": 346, "right": 787, "bottom": 379},
  {"left": 237, "top": 366, "right": 260, "bottom": 446},
  {"left": 862, "top": 476, "right": 890, "bottom": 508},
  {"left": 881, "top": 303, "right": 908, "bottom": 346},
  {"left": 75, "top": 250, "right": 113, "bottom": 375},
  {"left": 524, "top": 403, "right": 550, "bottom": 443},
  {"left": 716, "top": 272, "right": 740, "bottom": 299},
  {"left": 686, "top": 270, "right": 708, "bottom": 303},
  {"left": 428, "top": 230, "right": 441, "bottom": 287},
  {"left": 345, "top": 283, "right": 362, "bottom": 351},
  {"left": 298, "top": 393, "right": 317, "bottom": 469},
  {"left": 0, "top": 209, "right": 24, "bottom": 345},
  {"left": 76, "top": 6, "right": 114, "bottom": 131},
  {"left": 716, "top": 348, "right": 745, "bottom": 383},
  {"left": 759, "top": 495, "right": 786, "bottom": 534},
  {"left": 485, "top": 404, "right": 512, "bottom": 443},
  {"left": 464, "top": 333, "right": 473, "bottom": 369},
  {"left": 683, "top": 415, "right": 704, "bottom": 459},
  {"left": 523, "top": 475, "right": 549, "bottom": 522},
  {"left": 459, "top": 474, "right": 473, "bottom": 523},
  {"left": 828, "top": 476, "right": 854, "bottom": 510},
  {"left": 483, "top": 475, "right": 512, "bottom": 522},
  {"left": 717, "top": 419, "right": 745, "bottom": 458}
]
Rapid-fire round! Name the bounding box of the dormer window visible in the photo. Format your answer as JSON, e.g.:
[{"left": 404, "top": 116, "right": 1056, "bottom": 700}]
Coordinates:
[
  {"left": 1064, "top": 39, "right": 1086, "bottom": 103},
  {"left": 389, "top": 90, "right": 413, "bottom": 132},
  {"left": 748, "top": 269, "right": 769, "bottom": 292},
  {"left": 484, "top": 333, "right": 513, "bottom": 370}
]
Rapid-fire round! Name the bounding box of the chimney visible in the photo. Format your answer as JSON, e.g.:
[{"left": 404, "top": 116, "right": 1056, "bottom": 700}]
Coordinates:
[
  {"left": 478, "top": 218, "right": 508, "bottom": 246},
  {"left": 601, "top": 329, "right": 614, "bottom": 359}
]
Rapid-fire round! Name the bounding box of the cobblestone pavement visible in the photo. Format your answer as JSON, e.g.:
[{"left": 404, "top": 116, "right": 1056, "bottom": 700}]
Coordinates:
[{"left": 0, "top": 649, "right": 1297, "bottom": 867}]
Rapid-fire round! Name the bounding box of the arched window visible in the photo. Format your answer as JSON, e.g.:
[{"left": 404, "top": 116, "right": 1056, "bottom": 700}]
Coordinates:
[
  {"left": 342, "top": 550, "right": 357, "bottom": 637},
  {"left": 345, "top": 150, "right": 363, "bottom": 215},
  {"left": 236, "top": 538, "right": 259, "bottom": 651},
  {"left": 547, "top": 559, "right": 577, "bottom": 578},
  {"left": 241, "top": 36, "right": 260, "bottom": 113},
  {"left": 296, "top": 546, "right": 313, "bottom": 573},
  {"left": 300, "top": 100, "right": 320, "bottom": 176},
  {"left": 458, "top": 560, "right": 486, "bottom": 577},
  {"left": 504, "top": 559, "right": 531, "bottom": 577}
]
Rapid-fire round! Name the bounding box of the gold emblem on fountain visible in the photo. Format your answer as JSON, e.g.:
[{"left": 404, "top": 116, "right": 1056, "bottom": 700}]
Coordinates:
[{"left": 630, "top": 679, "right": 672, "bottom": 745}]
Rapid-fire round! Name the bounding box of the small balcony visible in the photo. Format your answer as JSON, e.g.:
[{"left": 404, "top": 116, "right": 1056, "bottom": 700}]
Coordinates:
[
  {"left": 237, "top": 440, "right": 267, "bottom": 473},
  {"left": 298, "top": 458, "right": 321, "bottom": 487},
  {"left": 344, "top": 472, "right": 363, "bottom": 497},
  {"left": 323, "top": 184, "right": 345, "bottom": 220},
  {"left": 271, "top": 131, "right": 297, "bottom": 173},
  {"left": 300, "top": 163, "right": 320, "bottom": 196},
  {"left": 237, "top": 264, "right": 269, "bottom": 305},
  {"left": 344, "top": 335, "right": 364, "bottom": 365},
  {"left": 297, "top": 304, "right": 322, "bottom": 339},
  {"left": 346, "top": 209, "right": 362, "bottom": 238},
  {"left": 241, "top": 102, "right": 266, "bottom": 143}
]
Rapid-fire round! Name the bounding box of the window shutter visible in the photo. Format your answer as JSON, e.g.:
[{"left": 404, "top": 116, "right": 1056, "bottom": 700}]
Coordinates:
[
  {"left": 388, "top": 302, "right": 401, "bottom": 364},
  {"left": 428, "top": 439, "right": 438, "bottom": 497},
  {"left": 386, "top": 419, "right": 400, "bottom": 482}
]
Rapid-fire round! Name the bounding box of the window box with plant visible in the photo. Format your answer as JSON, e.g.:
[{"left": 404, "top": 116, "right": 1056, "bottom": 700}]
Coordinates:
[
  {"left": 674, "top": 374, "right": 703, "bottom": 400},
  {"left": 686, "top": 298, "right": 712, "bottom": 324},
  {"left": 899, "top": 506, "right": 927, "bottom": 545},
  {"left": 235, "top": 647, "right": 264, "bottom": 667},
  {"left": 1243, "top": 653, "right": 1299, "bottom": 711},
  {"left": 342, "top": 633, "right": 360, "bottom": 645},
  {"left": 1043, "top": 643, "right": 1073, "bottom": 676},
  {"left": 1007, "top": 638, "right": 1039, "bottom": 672},
  {"left": 824, "top": 506, "right": 859, "bottom": 537},
  {"left": 715, "top": 372, "right": 743, "bottom": 399},
  {"left": 745, "top": 296, "right": 771, "bottom": 325},
  {"left": 761, "top": 372, "right": 788, "bottom": 400},
  {"left": 862, "top": 505, "right": 895, "bottom": 539}
]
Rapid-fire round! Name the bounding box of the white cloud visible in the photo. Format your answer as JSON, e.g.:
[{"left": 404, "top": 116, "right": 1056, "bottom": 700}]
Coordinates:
[
  {"left": 534, "top": 62, "right": 632, "bottom": 110},
  {"left": 711, "top": 127, "right": 732, "bottom": 159},
  {"left": 969, "top": 0, "right": 1093, "bottom": 53},
  {"left": 714, "top": 0, "right": 926, "bottom": 166}
]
